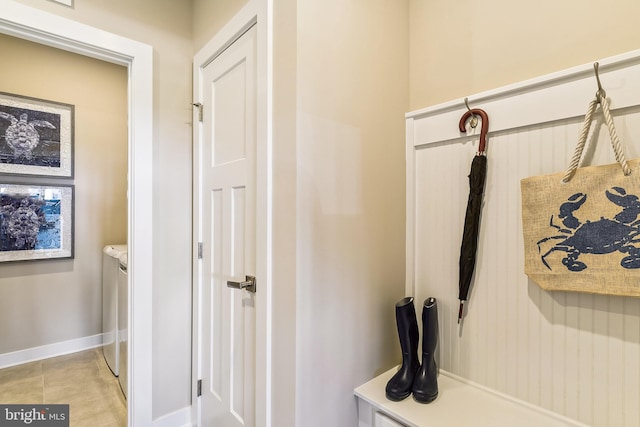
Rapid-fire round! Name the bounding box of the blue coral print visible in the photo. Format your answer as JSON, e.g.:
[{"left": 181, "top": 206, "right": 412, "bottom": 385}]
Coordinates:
[{"left": 0, "top": 192, "right": 61, "bottom": 251}]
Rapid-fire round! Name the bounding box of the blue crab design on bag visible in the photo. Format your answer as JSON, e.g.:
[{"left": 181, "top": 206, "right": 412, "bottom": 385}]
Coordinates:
[{"left": 537, "top": 187, "right": 640, "bottom": 271}]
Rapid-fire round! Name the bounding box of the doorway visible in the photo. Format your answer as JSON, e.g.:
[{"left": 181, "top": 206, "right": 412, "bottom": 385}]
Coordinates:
[
  {"left": 0, "top": 3, "right": 154, "bottom": 426},
  {"left": 0, "top": 31, "right": 128, "bottom": 421},
  {"left": 192, "top": 2, "right": 270, "bottom": 425},
  {"left": 194, "top": 23, "right": 258, "bottom": 426}
]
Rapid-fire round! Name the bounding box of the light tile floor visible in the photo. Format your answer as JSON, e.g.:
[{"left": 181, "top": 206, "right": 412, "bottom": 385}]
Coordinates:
[{"left": 0, "top": 348, "right": 127, "bottom": 426}]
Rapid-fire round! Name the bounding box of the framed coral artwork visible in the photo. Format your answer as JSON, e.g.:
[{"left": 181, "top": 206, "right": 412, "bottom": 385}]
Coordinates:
[
  {"left": 0, "top": 92, "right": 74, "bottom": 178},
  {"left": 0, "top": 183, "right": 74, "bottom": 262}
]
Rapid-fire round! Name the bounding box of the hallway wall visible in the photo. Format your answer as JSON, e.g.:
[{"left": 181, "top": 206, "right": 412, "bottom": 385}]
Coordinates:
[
  {"left": 295, "top": 1, "right": 409, "bottom": 426},
  {"left": 0, "top": 34, "right": 127, "bottom": 354}
]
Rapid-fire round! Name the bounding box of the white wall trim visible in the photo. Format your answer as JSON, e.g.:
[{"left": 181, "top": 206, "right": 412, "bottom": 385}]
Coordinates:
[
  {"left": 0, "top": 334, "right": 103, "bottom": 370},
  {"left": 153, "top": 406, "right": 192, "bottom": 427},
  {"left": 406, "top": 49, "right": 640, "bottom": 148},
  {"left": 0, "top": 2, "right": 154, "bottom": 426},
  {"left": 47, "top": 0, "right": 73, "bottom": 7}
]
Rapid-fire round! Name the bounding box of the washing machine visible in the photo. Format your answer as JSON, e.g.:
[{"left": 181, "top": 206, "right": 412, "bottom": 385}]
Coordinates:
[
  {"left": 102, "top": 244, "right": 127, "bottom": 376},
  {"left": 117, "top": 252, "right": 128, "bottom": 398}
]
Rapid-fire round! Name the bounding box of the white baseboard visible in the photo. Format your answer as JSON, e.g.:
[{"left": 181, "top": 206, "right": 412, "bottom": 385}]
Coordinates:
[
  {"left": 153, "top": 406, "right": 192, "bottom": 427},
  {"left": 0, "top": 334, "right": 104, "bottom": 369}
]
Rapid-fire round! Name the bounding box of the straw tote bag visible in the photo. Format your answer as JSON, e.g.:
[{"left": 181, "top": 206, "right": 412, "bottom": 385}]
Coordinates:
[{"left": 521, "top": 93, "right": 640, "bottom": 296}]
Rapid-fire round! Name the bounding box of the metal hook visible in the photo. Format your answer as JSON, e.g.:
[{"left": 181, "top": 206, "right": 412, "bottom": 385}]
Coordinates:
[
  {"left": 464, "top": 97, "right": 478, "bottom": 128},
  {"left": 593, "top": 62, "right": 606, "bottom": 102},
  {"left": 459, "top": 108, "right": 489, "bottom": 154}
]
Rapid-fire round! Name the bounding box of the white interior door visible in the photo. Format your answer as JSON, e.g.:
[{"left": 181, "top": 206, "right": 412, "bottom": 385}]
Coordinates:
[{"left": 195, "top": 24, "right": 257, "bottom": 427}]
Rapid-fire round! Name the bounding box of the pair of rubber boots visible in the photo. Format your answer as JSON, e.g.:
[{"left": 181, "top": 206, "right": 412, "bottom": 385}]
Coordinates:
[{"left": 385, "top": 296, "right": 438, "bottom": 403}]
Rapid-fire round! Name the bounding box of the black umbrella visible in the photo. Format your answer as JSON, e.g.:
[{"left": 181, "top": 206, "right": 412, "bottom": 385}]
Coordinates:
[{"left": 457, "top": 108, "right": 489, "bottom": 324}]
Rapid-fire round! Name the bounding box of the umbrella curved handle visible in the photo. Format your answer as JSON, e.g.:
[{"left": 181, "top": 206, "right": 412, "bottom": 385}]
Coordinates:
[{"left": 459, "top": 108, "right": 489, "bottom": 154}]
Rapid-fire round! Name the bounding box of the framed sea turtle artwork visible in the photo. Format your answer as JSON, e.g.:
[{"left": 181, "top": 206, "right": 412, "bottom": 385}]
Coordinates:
[
  {"left": 0, "top": 183, "right": 74, "bottom": 262},
  {"left": 0, "top": 92, "right": 74, "bottom": 178}
]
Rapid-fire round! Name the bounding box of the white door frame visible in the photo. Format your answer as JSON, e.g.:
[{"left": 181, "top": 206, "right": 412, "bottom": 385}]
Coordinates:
[
  {"left": 192, "top": 0, "right": 271, "bottom": 425},
  {"left": 0, "top": 2, "right": 154, "bottom": 426}
]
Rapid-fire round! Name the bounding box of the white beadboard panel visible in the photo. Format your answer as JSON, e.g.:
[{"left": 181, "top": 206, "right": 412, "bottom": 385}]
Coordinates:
[{"left": 407, "top": 50, "right": 640, "bottom": 427}]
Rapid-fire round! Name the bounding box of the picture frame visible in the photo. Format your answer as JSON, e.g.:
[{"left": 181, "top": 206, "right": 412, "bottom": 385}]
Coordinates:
[
  {"left": 0, "top": 183, "right": 74, "bottom": 262},
  {"left": 0, "top": 92, "right": 74, "bottom": 178}
]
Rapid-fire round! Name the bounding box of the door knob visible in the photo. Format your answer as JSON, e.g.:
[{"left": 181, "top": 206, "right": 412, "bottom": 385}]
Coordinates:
[{"left": 226, "top": 275, "right": 256, "bottom": 293}]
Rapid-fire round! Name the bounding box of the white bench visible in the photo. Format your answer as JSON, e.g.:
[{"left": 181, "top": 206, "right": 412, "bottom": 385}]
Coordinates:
[{"left": 355, "top": 368, "right": 584, "bottom": 427}]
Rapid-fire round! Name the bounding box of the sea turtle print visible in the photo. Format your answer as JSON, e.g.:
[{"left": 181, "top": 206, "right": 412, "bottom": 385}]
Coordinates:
[{"left": 0, "top": 111, "right": 56, "bottom": 160}]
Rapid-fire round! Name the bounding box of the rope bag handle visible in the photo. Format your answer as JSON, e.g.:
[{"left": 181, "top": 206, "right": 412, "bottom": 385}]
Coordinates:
[{"left": 562, "top": 93, "right": 631, "bottom": 183}]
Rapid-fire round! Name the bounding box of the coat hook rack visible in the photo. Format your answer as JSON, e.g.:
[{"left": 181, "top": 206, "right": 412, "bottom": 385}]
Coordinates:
[
  {"left": 464, "top": 97, "right": 478, "bottom": 128},
  {"left": 593, "top": 62, "right": 606, "bottom": 102}
]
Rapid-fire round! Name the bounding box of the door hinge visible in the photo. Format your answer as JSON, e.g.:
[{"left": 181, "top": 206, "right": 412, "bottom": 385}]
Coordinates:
[
  {"left": 197, "top": 379, "right": 202, "bottom": 397},
  {"left": 197, "top": 242, "right": 203, "bottom": 259},
  {"left": 193, "top": 102, "right": 203, "bottom": 122}
]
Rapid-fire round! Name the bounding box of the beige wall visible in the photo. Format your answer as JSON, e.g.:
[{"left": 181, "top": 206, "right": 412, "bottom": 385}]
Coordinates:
[
  {"left": 12, "top": 0, "right": 194, "bottom": 419},
  {"left": 192, "top": 0, "right": 251, "bottom": 52},
  {"left": 269, "top": 0, "right": 299, "bottom": 425},
  {"left": 295, "top": 1, "right": 409, "bottom": 425},
  {"left": 409, "top": 0, "right": 640, "bottom": 110},
  {"left": 0, "top": 34, "right": 127, "bottom": 352}
]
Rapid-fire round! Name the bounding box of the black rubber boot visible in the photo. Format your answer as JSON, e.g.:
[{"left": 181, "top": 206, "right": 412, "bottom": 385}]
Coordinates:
[
  {"left": 385, "top": 297, "right": 420, "bottom": 401},
  {"left": 412, "top": 297, "right": 438, "bottom": 403}
]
